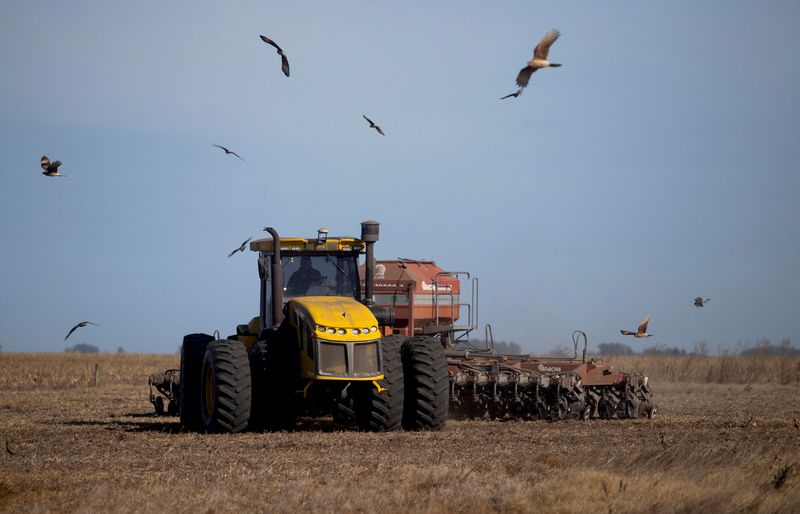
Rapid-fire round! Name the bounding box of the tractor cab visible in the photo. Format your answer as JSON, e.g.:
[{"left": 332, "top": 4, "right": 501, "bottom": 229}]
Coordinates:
[
  {"left": 249, "top": 229, "right": 368, "bottom": 330},
  {"left": 240, "top": 223, "right": 390, "bottom": 384}
]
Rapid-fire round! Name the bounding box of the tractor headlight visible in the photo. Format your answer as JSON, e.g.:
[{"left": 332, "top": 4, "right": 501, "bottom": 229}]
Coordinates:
[
  {"left": 337, "top": 328, "right": 346, "bottom": 335},
  {"left": 361, "top": 328, "right": 370, "bottom": 335},
  {"left": 370, "top": 326, "right": 377, "bottom": 332},
  {"left": 317, "top": 325, "right": 326, "bottom": 333},
  {"left": 327, "top": 328, "right": 335, "bottom": 334}
]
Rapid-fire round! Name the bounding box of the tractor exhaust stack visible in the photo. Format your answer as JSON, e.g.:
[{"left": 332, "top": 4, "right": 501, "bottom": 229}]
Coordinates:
[
  {"left": 264, "top": 226, "right": 284, "bottom": 327},
  {"left": 360, "top": 220, "right": 379, "bottom": 307}
]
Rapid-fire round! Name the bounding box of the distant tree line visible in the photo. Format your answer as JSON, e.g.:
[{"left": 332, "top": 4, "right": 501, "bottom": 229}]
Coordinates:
[
  {"left": 738, "top": 338, "right": 799, "bottom": 357},
  {"left": 65, "top": 343, "right": 99, "bottom": 354},
  {"left": 469, "top": 339, "right": 523, "bottom": 354},
  {"left": 596, "top": 338, "right": 799, "bottom": 357}
]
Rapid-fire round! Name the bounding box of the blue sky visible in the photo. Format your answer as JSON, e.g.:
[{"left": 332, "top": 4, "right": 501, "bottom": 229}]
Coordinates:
[{"left": 1, "top": 1, "right": 798, "bottom": 353}]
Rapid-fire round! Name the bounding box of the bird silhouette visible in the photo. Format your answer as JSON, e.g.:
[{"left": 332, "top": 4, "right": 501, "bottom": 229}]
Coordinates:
[
  {"left": 40, "top": 156, "right": 66, "bottom": 177},
  {"left": 516, "top": 29, "right": 562, "bottom": 88},
  {"left": 212, "top": 144, "right": 244, "bottom": 161},
  {"left": 500, "top": 88, "right": 524, "bottom": 100},
  {"left": 65, "top": 321, "right": 99, "bottom": 341},
  {"left": 694, "top": 297, "right": 711, "bottom": 307},
  {"left": 620, "top": 316, "right": 653, "bottom": 338},
  {"left": 363, "top": 115, "right": 385, "bottom": 136},
  {"left": 228, "top": 237, "right": 253, "bottom": 258},
  {"left": 259, "top": 35, "right": 290, "bottom": 77}
]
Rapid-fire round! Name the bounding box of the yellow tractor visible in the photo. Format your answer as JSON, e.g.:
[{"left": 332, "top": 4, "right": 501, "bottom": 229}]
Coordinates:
[{"left": 178, "top": 221, "right": 449, "bottom": 432}]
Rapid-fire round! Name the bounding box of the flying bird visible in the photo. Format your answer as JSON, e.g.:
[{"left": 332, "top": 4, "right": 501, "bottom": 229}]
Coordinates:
[
  {"left": 515, "top": 28, "right": 562, "bottom": 88},
  {"left": 620, "top": 316, "right": 653, "bottom": 338},
  {"left": 40, "top": 156, "right": 66, "bottom": 177},
  {"left": 212, "top": 144, "right": 244, "bottom": 161},
  {"left": 228, "top": 237, "right": 253, "bottom": 258},
  {"left": 500, "top": 88, "right": 524, "bottom": 100},
  {"left": 65, "top": 321, "right": 99, "bottom": 341},
  {"left": 259, "top": 35, "right": 290, "bottom": 77},
  {"left": 694, "top": 297, "right": 711, "bottom": 307},
  {"left": 363, "top": 115, "right": 385, "bottom": 136}
]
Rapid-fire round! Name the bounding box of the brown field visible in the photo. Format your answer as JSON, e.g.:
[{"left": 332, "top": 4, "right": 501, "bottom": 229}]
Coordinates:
[{"left": 1, "top": 353, "right": 799, "bottom": 513}]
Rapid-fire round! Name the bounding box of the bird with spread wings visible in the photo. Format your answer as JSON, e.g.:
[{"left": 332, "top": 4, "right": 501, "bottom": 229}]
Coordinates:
[
  {"left": 620, "top": 316, "right": 653, "bottom": 338},
  {"left": 515, "top": 29, "right": 562, "bottom": 89},
  {"left": 259, "top": 35, "right": 290, "bottom": 77},
  {"left": 40, "top": 156, "right": 66, "bottom": 177},
  {"left": 212, "top": 144, "right": 244, "bottom": 161},
  {"left": 228, "top": 237, "right": 253, "bottom": 258},
  {"left": 65, "top": 321, "right": 99, "bottom": 341},
  {"left": 362, "top": 115, "right": 385, "bottom": 136}
]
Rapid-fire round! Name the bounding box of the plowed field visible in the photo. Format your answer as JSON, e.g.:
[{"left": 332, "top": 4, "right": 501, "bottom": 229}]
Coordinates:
[{"left": 1, "top": 354, "right": 798, "bottom": 513}]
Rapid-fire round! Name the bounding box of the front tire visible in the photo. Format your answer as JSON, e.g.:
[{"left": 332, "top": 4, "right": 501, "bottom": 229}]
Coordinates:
[
  {"left": 352, "top": 334, "right": 405, "bottom": 431},
  {"left": 199, "top": 340, "right": 251, "bottom": 433}
]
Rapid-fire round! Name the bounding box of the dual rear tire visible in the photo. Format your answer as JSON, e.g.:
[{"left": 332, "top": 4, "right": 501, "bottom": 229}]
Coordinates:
[
  {"left": 180, "top": 335, "right": 251, "bottom": 433},
  {"left": 179, "top": 333, "right": 214, "bottom": 430},
  {"left": 199, "top": 340, "right": 251, "bottom": 433}
]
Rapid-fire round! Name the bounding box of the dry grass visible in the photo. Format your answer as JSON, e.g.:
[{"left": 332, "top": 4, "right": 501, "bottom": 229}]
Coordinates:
[
  {"left": 1, "top": 354, "right": 799, "bottom": 513},
  {"left": 3, "top": 353, "right": 799, "bottom": 391},
  {"left": 0, "top": 353, "right": 176, "bottom": 390},
  {"left": 606, "top": 354, "right": 800, "bottom": 385}
]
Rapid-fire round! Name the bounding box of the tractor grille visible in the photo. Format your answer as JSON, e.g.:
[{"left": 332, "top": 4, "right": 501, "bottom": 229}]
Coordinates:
[
  {"left": 316, "top": 340, "right": 382, "bottom": 377},
  {"left": 352, "top": 341, "right": 380, "bottom": 376},
  {"left": 318, "top": 342, "right": 347, "bottom": 375}
]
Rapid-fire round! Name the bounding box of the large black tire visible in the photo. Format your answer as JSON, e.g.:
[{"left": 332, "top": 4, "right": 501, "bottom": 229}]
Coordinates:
[
  {"left": 249, "top": 340, "right": 297, "bottom": 431},
  {"left": 351, "top": 334, "right": 405, "bottom": 431},
  {"left": 199, "top": 340, "right": 251, "bottom": 433},
  {"left": 154, "top": 396, "right": 165, "bottom": 416},
  {"left": 179, "top": 333, "right": 214, "bottom": 430},
  {"left": 598, "top": 398, "right": 616, "bottom": 420},
  {"left": 621, "top": 398, "right": 639, "bottom": 419},
  {"left": 402, "top": 335, "right": 449, "bottom": 431}
]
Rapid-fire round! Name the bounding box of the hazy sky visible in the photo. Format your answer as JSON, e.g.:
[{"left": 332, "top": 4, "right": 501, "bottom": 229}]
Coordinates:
[{"left": 1, "top": 1, "right": 798, "bottom": 354}]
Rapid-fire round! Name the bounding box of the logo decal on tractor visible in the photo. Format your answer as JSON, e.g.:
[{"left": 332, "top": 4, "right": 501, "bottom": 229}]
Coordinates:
[
  {"left": 421, "top": 281, "right": 452, "bottom": 292},
  {"left": 538, "top": 364, "right": 562, "bottom": 372}
]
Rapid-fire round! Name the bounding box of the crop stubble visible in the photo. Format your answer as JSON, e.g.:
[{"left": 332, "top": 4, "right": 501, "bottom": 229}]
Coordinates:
[{"left": 0, "top": 354, "right": 798, "bottom": 513}]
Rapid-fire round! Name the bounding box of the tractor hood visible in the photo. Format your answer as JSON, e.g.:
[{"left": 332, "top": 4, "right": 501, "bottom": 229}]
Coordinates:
[{"left": 287, "top": 296, "right": 379, "bottom": 342}]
